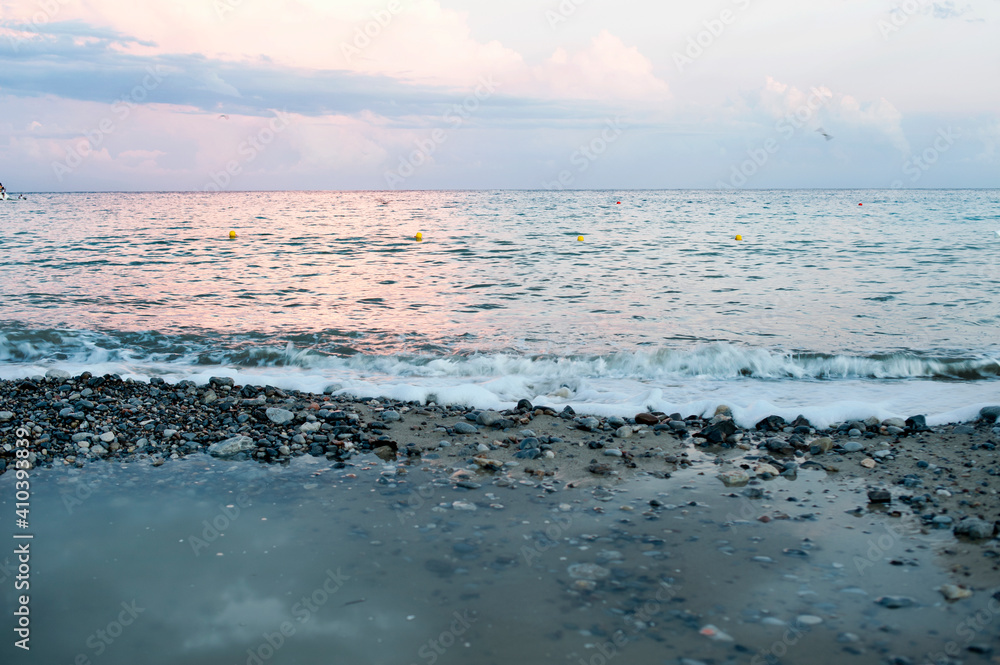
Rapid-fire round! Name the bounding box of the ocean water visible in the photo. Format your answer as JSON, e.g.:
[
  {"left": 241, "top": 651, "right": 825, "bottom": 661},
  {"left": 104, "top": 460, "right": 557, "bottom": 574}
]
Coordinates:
[{"left": 1, "top": 189, "right": 997, "bottom": 426}]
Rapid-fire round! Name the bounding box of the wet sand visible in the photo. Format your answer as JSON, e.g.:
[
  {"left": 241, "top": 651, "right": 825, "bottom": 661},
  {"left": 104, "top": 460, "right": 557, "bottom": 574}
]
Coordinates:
[{"left": 1, "top": 373, "right": 999, "bottom": 664}]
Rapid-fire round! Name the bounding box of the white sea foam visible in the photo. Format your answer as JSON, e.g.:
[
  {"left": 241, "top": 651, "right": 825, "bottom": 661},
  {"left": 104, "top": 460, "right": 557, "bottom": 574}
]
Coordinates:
[{"left": 2, "top": 344, "right": 996, "bottom": 428}]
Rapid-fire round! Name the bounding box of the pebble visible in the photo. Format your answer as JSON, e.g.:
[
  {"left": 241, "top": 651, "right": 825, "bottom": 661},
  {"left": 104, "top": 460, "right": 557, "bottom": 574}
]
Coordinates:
[
  {"left": 0, "top": 411, "right": 13, "bottom": 422},
  {"left": 796, "top": 615, "right": 823, "bottom": 626},
  {"left": 519, "top": 437, "right": 539, "bottom": 450},
  {"left": 867, "top": 488, "right": 892, "bottom": 503},
  {"left": 754, "top": 463, "right": 780, "bottom": 478},
  {"left": 718, "top": 469, "right": 750, "bottom": 487},
  {"left": 811, "top": 437, "right": 834, "bottom": 453},
  {"left": 954, "top": 517, "right": 996, "bottom": 540},
  {"left": 952, "top": 424, "right": 975, "bottom": 435},
  {"left": 473, "top": 457, "right": 503, "bottom": 471},
  {"left": 848, "top": 428, "right": 862, "bottom": 438},
  {"left": 698, "top": 624, "right": 733, "bottom": 642},
  {"left": 876, "top": 596, "right": 915, "bottom": 609},
  {"left": 452, "top": 501, "right": 477, "bottom": 511},
  {"left": 207, "top": 436, "right": 256, "bottom": 458},
  {"left": 860, "top": 458, "right": 876, "bottom": 469},
  {"left": 381, "top": 410, "right": 401, "bottom": 422},
  {"left": 567, "top": 563, "right": 610, "bottom": 580},
  {"left": 842, "top": 441, "right": 864, "bottom": 453},
  {"left": 603, "top": 449, "right": 623, "bottom": 457},
  {"left": 265, "top": 408, "right": 294, "bottom": 425},
  {"left": 939, "top": 584, "right": 973, "bottom": 601},
  {"left": 453, "top": 421, "right": 477, "bottom": 435},
  {"left": 635, "top": 412, "right": 659, "bottom": 425},
  {"left": 476, "top": 410, "right": 502, "bottom": 427},
  {"left": 99, "top": 431, "right": 115, "bottom": 443},
  {"left": 614, "top": 425, "right": 632, "bottom": 439}
]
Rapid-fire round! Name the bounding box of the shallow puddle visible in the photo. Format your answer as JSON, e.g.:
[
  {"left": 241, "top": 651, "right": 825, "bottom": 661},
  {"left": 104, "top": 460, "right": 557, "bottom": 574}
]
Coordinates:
[{"left": 1, "top": 454, "right": 998, "bottom": 665}]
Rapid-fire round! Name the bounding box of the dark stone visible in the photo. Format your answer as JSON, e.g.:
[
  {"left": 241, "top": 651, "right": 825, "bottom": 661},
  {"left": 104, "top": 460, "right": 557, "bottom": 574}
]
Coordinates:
[
  {"left": 979, "top": 406, "right": 1000, "bottom": 423},
  {"left": 586, "top": 462, "right": 613, "bottom": 476},
  {"left": 516, "top": 399, "right": 533, "bottom": 411},
  {"left": 765, "top": 438, "right": 794, "bottom": 455},
  {"left": 905, "top": 415, "right": 930, "bottom": 432},
  {"left": 635, "top": 412, "right": 659, "bottom": 425},
  {"left": 876, "top": 596, "right": 915, "bottom": 609},
  {"left": 755, "top": 415, "right": 786, "bottom": 431},
  {"left": 514, "top": 448, "right": 542, "bottom": 460},
  {"left": 518, "top": 437, "right": 540, "bottom": 450},
  {"left": 697, "top": 419, "right": 737, "bottom": 444},
  {"left": 867, "top": 488, "right": 892, "bottom": 503},
  {"left": 954, "top": 517, "right": 996, "bottom": 540},
  {"left": 791, "top": 415, "right": 811, "bottom": 429}
]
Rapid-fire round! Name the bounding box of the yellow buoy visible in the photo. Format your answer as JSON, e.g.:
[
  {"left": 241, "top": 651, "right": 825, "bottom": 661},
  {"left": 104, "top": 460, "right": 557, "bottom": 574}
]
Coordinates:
[
  {"left": 415, "top": 232, "right": 423, "bottom": 241},
  {"left": 577, "top": 235, "right": 584, "bottom": 242},
  {"left": 735, "top": 234, "right": 742, "bottom": 241},
  {"left": 229, "top": 230, "right": 236, "bottom": 239}
]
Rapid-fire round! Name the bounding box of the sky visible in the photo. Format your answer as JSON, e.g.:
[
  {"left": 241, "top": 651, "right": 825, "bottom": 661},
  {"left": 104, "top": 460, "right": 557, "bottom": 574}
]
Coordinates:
[{"left": 0, "top": 0, "right": 997, "bottom": 191}]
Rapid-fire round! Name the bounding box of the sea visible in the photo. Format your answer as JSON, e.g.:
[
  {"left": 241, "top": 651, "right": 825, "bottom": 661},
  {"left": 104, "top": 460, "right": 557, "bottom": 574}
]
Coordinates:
[{"left": 1, "top": 189, "right": 998, "bottom": 427}]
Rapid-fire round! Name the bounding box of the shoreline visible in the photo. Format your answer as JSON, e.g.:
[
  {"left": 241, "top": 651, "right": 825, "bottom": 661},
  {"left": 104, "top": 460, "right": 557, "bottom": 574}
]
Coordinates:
[{"left": 1, "top": 371, "right": 998, "bottom": 538}]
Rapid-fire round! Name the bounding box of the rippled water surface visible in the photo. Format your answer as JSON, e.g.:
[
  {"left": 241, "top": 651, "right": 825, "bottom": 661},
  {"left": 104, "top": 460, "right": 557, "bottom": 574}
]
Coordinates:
[
  {"left": 1, "top": 190, "right": 997, "bottom": 353},
  {"left": 1, "top": 190, "right": 998, "bottom": 422},
  {"left": 2, "top": 454, "right": 995, "bottom": 665}
]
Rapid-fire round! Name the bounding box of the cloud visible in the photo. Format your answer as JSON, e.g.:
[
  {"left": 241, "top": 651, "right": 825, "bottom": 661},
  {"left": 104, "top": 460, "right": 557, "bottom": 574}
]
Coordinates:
[
  {"left": 755, "top": 76, "right": 908, "bottom": 154},
  {"left": 531, "top": 30, "right": 670, "bottom": 102}
]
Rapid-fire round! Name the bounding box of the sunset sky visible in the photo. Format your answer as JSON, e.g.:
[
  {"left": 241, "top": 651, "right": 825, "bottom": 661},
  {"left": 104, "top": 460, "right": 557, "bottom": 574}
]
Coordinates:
[{"left": 1, "top": 0, "right": 997, "bottom": 191}]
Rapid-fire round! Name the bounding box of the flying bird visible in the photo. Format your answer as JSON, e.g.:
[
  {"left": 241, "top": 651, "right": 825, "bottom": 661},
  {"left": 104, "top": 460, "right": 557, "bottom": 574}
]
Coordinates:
[
  {"left": 219, "top": 114, "right": 229, "bottom": 120},
  {"left": 816, "top": 127, "right": 833, "bottom": 141}
]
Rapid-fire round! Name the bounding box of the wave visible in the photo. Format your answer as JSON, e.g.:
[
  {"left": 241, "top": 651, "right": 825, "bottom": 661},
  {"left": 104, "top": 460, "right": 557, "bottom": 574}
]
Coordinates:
[{"left": 1, "top": 327, "right": 997, "bottom": 381}]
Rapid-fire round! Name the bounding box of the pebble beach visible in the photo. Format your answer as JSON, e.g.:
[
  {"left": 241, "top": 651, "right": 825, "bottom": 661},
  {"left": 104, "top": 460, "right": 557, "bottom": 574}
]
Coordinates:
[{"left": 4, "top": 369, "right": 998, "bottom": 546}]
